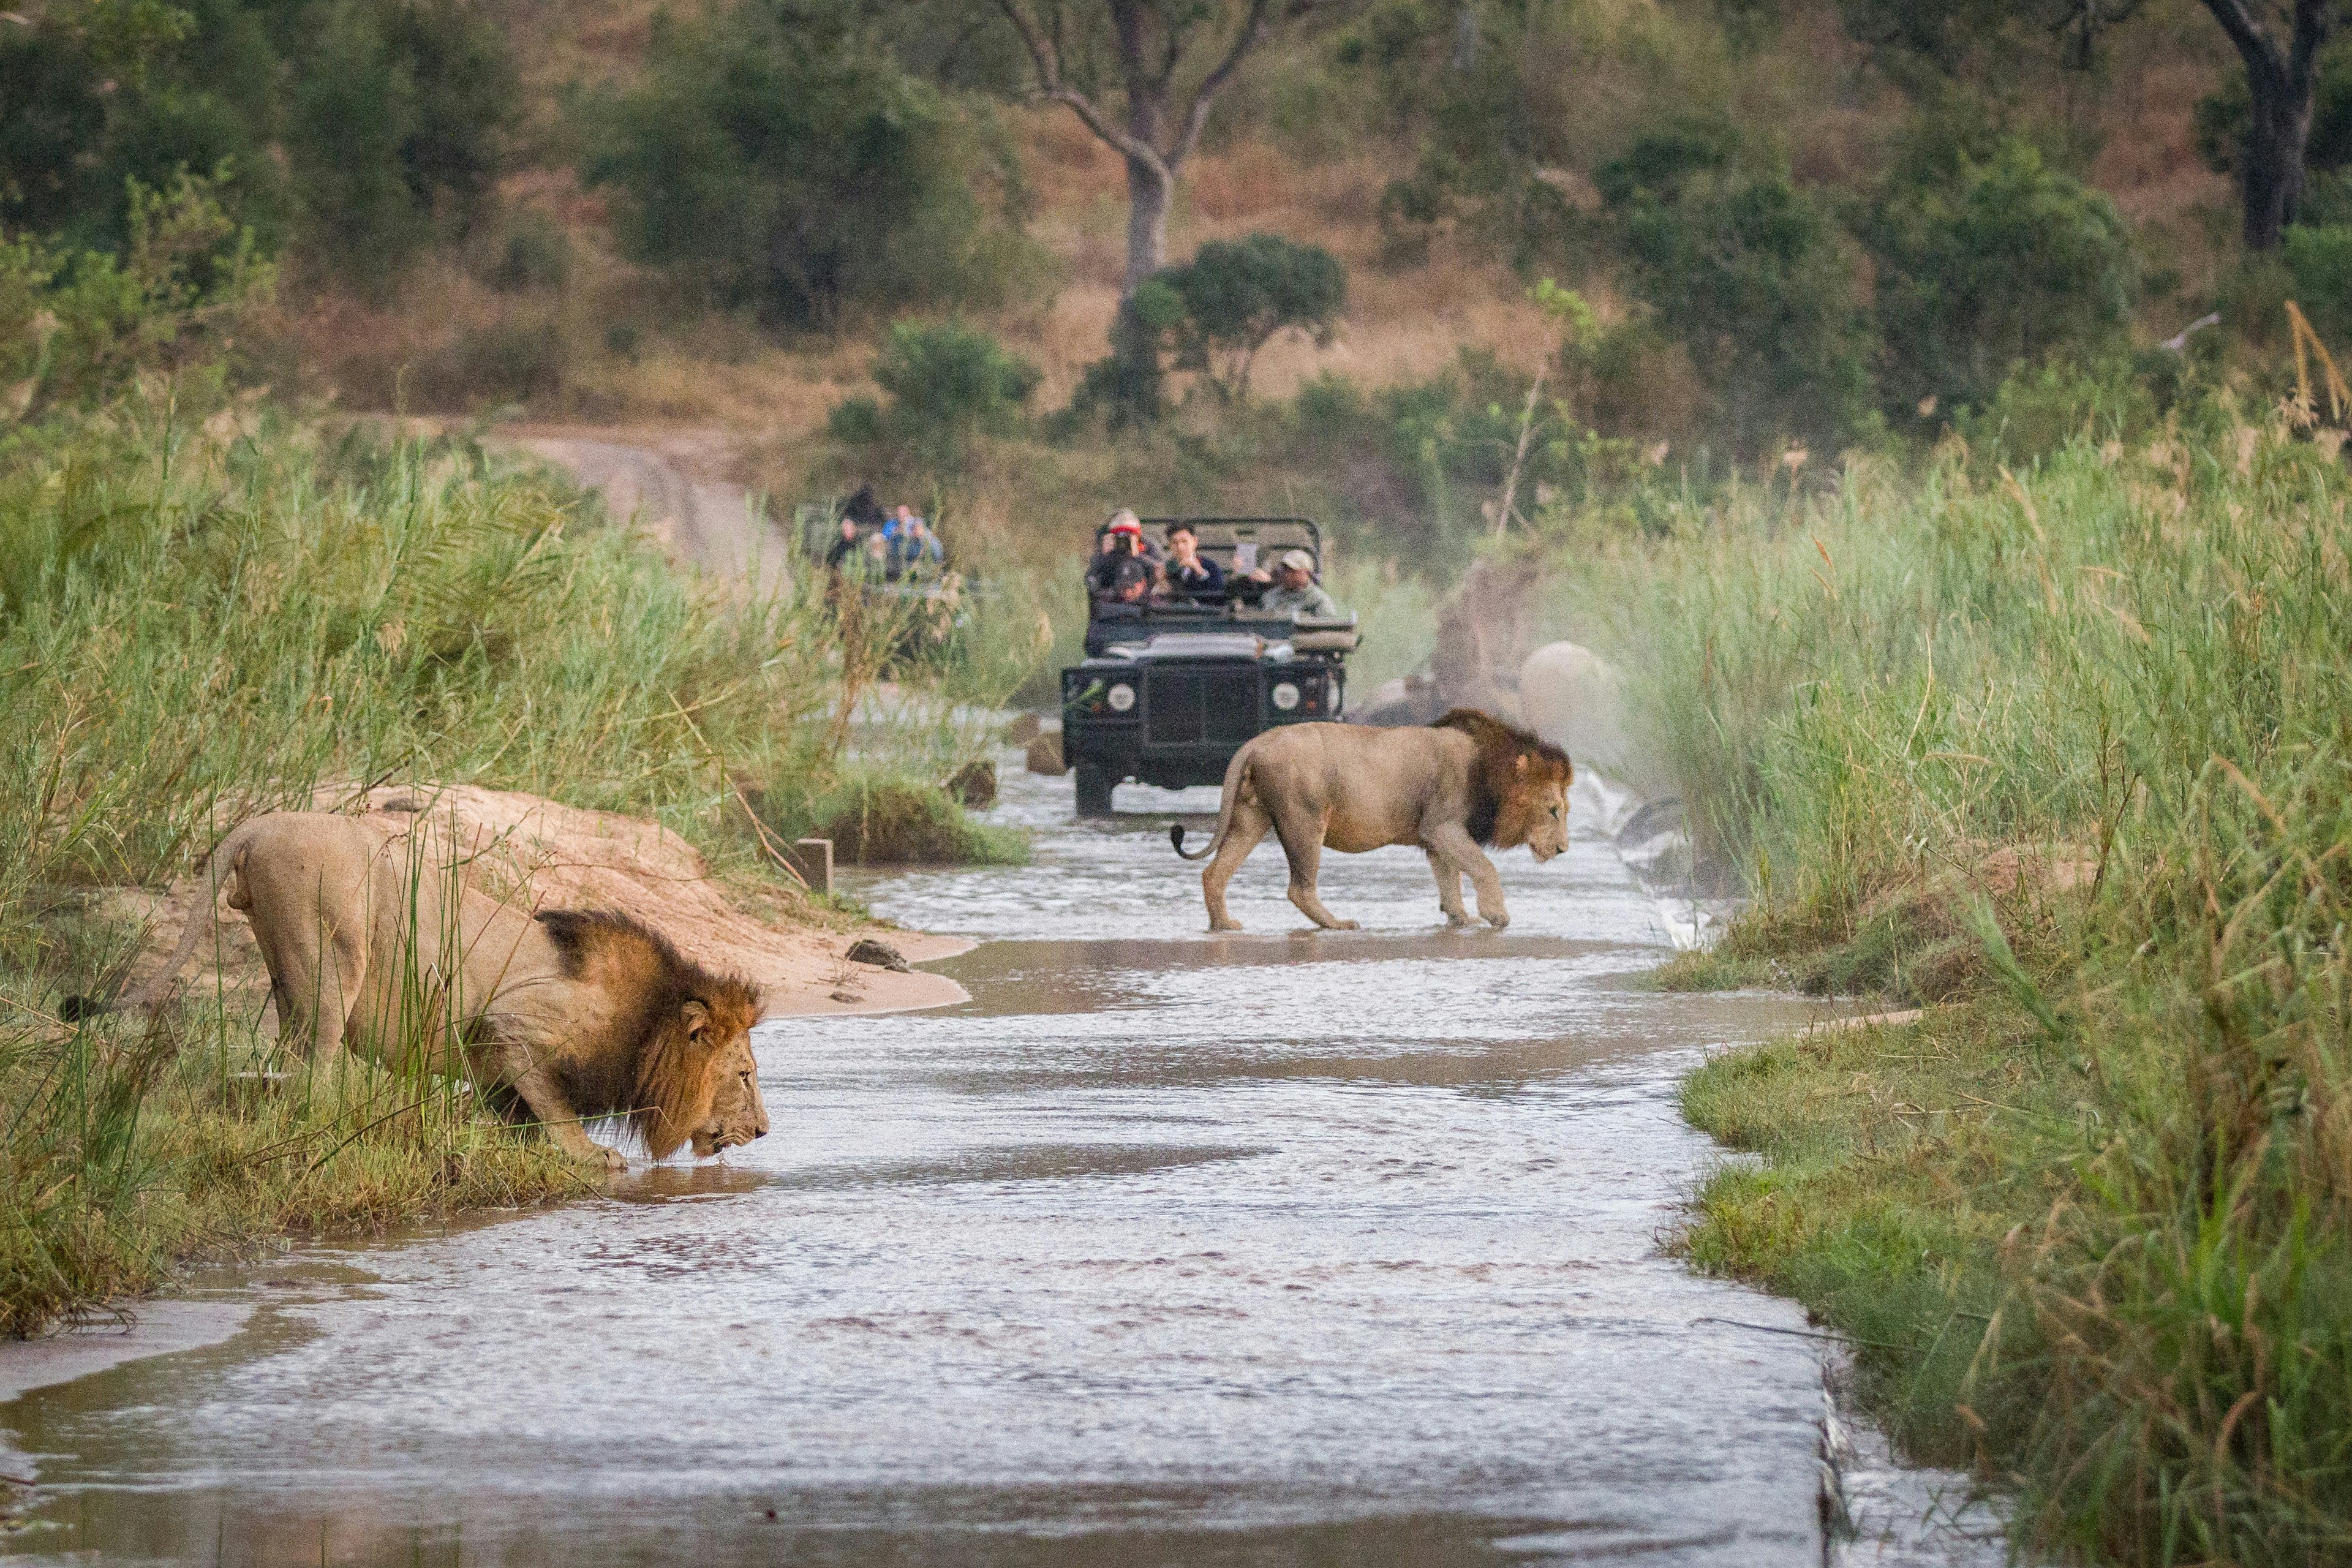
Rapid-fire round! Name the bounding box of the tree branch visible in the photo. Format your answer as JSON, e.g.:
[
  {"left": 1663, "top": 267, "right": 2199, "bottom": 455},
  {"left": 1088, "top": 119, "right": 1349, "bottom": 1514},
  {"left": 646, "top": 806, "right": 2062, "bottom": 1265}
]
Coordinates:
[
  {"left": 993, "top": 0, "right": 1170, "bottom": 175},
  {"left": 2287, "top": 0, "right": 2334, "bottom": 86},
  {"left": 2198, "top": 0, "right": 2284, "bottom": 77},
  {"left": 1172, "top": 0, "right": 1276, "bottom": 167}
]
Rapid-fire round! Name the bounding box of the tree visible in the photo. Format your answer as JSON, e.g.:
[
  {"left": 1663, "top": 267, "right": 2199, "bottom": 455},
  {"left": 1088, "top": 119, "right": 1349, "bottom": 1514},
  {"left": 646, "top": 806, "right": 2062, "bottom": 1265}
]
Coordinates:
[
  {"left": 1163, "top": 233, "right": 1344, "bottom": 399},
  {"left": 988, "top": 0, "right": 1281, "bottom": 293},
  {"left": 1866, "top": 137, "right": 2136, "bottom": 418},
  {"left": 1603, "top": 138, "right": 1874, "bottom": 459},
  {"left": 2195, "top": 0, "right": 2342, "bottom": 244},
  {"left": 590, "top": 8, "right": 1026, "bottom": 325}
]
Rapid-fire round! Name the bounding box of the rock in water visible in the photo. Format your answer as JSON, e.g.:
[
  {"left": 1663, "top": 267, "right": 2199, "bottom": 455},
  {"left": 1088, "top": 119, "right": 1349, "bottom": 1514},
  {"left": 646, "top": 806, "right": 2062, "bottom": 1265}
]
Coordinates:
[
  {"left": 1001, "top": 712, "right": 1042, "bottom": 746},
  {"left": 1024, "top": 731, "right": 1066, "bottom": 777},
  {"left": 944, "top": 759, "right": 997, "bottom": 808},
  {"left": 845, "top": 938, "right": 910, "bottom": 972}
]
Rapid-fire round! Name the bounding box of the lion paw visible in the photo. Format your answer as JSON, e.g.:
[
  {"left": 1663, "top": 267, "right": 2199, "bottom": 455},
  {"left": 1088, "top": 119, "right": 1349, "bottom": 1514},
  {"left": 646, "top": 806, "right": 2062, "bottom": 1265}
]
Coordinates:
[
  {"left": 1483, "top": 913, "right": 1511, "bottom": 930},
  {"left": 1209, "top": 919, "right": 1243, "bottom": 932},
  {"left": 1330, "top": 919, "right": 1361, "bottom": 931}
]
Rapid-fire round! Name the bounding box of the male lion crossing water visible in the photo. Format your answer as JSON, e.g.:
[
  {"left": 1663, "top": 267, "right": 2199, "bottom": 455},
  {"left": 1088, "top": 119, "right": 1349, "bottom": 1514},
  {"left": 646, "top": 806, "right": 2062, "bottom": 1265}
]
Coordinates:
[{"left": 1172, "top": 710, "right": 1572, "bottom": 932}]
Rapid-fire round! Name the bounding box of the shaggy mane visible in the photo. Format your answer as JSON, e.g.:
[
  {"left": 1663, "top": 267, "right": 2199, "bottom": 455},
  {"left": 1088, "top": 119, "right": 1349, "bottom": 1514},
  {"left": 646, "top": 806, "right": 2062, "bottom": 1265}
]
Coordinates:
[
  {"left": 535, "top": 909, "right": 762, "bottom": 1160},
  {"left": 1432, "top": 708, "right": 1574, "bottom": 846}
]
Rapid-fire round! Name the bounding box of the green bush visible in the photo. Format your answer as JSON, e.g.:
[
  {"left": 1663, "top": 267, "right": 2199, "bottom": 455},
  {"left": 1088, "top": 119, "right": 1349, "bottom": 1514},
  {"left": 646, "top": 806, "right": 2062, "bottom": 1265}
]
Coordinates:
[
  {"left": 832, "top": 319, "right": 1039, "bottom": 466},
  {"left": 1867, "top": 137, "right": 2136, "bottom": 422},
  {"left": 2283, "top": 223, "right": 2352, "bottom": 347},
  {"left": 0, "top": 169, "right": 274, "bottom": 420},
  {"left": 1161, "top": 233, "right": 1346, "bottom": 401},
  {"left": 783, "top": 771, "right": 1027, "bottom": 867},
  {"left": 0, "top": 0, "right": 512, "bottom": 283},
  {"left": 589, "top": 7, "right": 1030, "bottom": 326},
  {"left": 1602, "top": 138, "right": 1872, "bottom": 458}
]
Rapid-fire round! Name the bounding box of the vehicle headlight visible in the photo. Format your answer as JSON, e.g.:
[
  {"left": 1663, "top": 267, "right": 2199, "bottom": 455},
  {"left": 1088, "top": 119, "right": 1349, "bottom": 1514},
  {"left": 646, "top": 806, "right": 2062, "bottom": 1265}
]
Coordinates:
[
  {"left": 1271, "top": 681, "right": 1301, "bottom": 712},
  {"left": 1106, "top": 682, "right": 1136, "bottom": 713}
]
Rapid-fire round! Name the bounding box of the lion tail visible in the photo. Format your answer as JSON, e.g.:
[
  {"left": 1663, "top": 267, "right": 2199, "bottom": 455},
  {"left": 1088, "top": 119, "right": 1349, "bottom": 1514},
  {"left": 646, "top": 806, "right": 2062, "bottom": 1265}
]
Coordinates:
[
  {"left": 67, "top": 820, "right": 260, "bottom": 1019},
  {"left": 1172, "top": 754, "right": 1253, "bottom": 861}
]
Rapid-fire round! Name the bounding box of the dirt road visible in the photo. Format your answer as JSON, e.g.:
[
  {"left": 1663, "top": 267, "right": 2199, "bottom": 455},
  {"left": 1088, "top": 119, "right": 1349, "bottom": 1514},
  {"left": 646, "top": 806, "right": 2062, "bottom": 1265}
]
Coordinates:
[{"left": 506, "top": 429, "right": 793, "bottom": 590}]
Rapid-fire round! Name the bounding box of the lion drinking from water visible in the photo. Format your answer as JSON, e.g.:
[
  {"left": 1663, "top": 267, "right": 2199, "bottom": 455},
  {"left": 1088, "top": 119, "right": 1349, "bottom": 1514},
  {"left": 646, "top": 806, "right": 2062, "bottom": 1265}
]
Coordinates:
[
  {"left": 123, "top": 812, "right": 767, "bottom": 1171},
  {"left": 1172, "top": 710, "right": 1573, "bottom": 932}
]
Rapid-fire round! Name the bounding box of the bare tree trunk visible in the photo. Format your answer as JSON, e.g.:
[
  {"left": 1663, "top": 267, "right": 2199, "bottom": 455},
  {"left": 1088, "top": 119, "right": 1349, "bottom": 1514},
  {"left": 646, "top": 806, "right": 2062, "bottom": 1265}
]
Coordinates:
[
  {"left": 2199, "top": 0, "right": 2332, "bottom": 251},
  {"left": 1123, "top": 158, "right": 1172, "bottom": 290},
  {"left": 2243, "top": 62, "right": 2315, "bottom": 249}
]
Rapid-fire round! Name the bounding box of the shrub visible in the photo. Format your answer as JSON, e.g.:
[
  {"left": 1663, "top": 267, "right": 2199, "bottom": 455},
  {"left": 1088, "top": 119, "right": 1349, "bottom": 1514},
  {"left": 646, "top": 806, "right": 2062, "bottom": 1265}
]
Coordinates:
[
  {"left": 1, "top": 168, "right": 274, "bottom": 419},
  {"left": 288, "top": 0, "right": 516, "bottom": 283},
  {"left": 777, "top": 770, "right": 1027, "bottom": 865},
  {"left": 2284, "top": 223, "right": 2352, "bottom": 347},
  {"left": 0, "top": 0, "right": 511, "bottom": 284},
  {"left": 1065, "top": 280, "right": 1184, "bottom": 431},
  {"left": 589, "top": 7, "right": 1029, "bottom": 326},
  {"left": 1603, "top": 141, "right": 1873, "bottom": 458},
  {"left": 832, "top": 320, "right": 1038, "bottom": 466},
  {"left": 1161, "top": 233, "right": 1346, "bottom": 401},
  {"left": 1866, "top": 137, "right": 2136, "bottom": 422}
]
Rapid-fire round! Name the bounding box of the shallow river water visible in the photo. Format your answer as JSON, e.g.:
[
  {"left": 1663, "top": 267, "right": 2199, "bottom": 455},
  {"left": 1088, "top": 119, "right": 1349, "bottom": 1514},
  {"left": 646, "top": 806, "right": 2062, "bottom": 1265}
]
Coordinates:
[{"left": 2, "top": 763, "right": 1996, "bottom": 1566}]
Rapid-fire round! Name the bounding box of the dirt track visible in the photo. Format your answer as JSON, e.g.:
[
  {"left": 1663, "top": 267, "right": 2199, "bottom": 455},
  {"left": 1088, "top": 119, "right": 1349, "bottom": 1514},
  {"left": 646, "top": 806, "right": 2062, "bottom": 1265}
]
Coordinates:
[{"left": 505, "top": 429, "right": 792, "bottom": 589}]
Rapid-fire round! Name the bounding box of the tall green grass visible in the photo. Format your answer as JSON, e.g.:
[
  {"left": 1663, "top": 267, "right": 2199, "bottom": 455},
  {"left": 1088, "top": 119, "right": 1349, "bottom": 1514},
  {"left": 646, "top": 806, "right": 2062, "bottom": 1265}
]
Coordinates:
[
  {"left": 0, "top": 393, "right": 1042, "bottom": 1335},
  {"left": 1561, "top": 411, "right": 2352, "bottom": 1562}
]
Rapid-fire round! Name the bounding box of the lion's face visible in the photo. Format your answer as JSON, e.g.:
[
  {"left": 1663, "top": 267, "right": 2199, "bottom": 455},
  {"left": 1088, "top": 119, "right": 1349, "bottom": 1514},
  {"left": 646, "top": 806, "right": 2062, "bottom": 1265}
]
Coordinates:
[
  {"left": 1493, "top": 755, "right": 1573, "bottom": 861},
  {"left": 690, "top": 1020, "right": 769, "bottom": 1158}
]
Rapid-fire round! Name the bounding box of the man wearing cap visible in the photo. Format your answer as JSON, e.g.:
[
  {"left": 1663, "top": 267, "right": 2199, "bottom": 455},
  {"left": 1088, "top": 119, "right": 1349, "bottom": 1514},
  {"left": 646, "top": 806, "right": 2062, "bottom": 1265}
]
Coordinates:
[{"left": 1251, "top": 548, "right": 1341, "bottom": 619}]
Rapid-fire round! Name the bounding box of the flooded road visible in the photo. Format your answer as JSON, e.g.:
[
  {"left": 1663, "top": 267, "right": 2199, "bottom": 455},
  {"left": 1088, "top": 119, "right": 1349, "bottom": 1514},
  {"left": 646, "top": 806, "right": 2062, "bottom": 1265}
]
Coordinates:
[{"left": 2, "top": 764, "right": 1975, "bottom": 1566}]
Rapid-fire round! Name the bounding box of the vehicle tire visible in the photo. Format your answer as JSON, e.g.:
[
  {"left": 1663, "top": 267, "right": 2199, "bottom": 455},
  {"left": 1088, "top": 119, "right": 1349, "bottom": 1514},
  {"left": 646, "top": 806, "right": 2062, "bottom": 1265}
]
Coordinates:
[{"left": 1074, "top": 763, "right": 1115, "bottom": 818}]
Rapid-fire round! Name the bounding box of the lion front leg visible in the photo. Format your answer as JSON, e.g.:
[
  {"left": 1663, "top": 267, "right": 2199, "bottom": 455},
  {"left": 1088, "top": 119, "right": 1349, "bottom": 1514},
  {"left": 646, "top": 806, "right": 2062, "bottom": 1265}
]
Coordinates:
[
  {"left": 1428, "top": 823, "right": 1508, "bottom": 930},
  {"left": 1425, "top": 847, "right": 1472, "bottom": 928},
  {"left": 488, "top": 1041, "right": 626, "bottom": 1174}
]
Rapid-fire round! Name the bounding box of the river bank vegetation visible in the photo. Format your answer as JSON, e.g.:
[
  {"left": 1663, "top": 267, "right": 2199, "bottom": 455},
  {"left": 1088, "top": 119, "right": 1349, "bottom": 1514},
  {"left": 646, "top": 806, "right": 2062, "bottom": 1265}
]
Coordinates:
[
  {"left": 1543, "top": 394, "right": 2352, "bottom": 1562},
  {"left": 0, "top": 194, "right": 1038, "bottom": 1336}
]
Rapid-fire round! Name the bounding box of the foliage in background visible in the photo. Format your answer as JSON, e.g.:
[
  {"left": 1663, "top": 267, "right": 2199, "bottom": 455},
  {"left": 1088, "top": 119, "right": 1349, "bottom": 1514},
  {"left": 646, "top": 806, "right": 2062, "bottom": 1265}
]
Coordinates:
[
  {"left": 0, "top": 0, "right": 514, "bottom": 282},
  {"left": 1865, "top": 135, "right": 2138, "bottom": 423},
  {"left": 588, "top": 3, "right": 1033, "bottom": 326},
  {"left": 0, "top": 168, "right": 273, "bottom": 420},
  {"left": 829, "top": 319, "right": 1040, "bottom": 467},
  {"left": 1161, "top": 233, "right": 1346, "bottom": 402},
  {"left": 1599, "top": 129, "right": 1874, "bottom": 458}
]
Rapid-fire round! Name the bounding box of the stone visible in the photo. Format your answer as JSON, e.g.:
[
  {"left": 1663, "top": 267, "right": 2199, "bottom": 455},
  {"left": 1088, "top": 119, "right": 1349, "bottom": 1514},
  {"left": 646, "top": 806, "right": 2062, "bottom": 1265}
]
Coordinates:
[
  {"left": 845, "top": 937, "right": 910, "bottom": 972},
  {"left": 1024, "top": 731, "right": 1066, "bottom": 777}
]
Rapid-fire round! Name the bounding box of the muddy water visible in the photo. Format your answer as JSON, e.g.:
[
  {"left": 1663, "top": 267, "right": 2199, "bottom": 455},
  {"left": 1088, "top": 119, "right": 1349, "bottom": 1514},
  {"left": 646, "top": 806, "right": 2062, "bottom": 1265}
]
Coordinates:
[{"left": 6, "top": 766, "right": 1956, "bottom": 1566}]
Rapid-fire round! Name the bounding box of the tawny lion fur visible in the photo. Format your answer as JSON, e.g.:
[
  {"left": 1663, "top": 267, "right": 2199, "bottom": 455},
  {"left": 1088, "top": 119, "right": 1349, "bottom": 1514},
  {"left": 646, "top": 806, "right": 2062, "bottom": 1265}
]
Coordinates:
[
  {"left": 1172, "top": 710, "right": 1573, "bottom": 932},
  {"left": 127, "top": 812, "right": 766, "bottom": 1171}
]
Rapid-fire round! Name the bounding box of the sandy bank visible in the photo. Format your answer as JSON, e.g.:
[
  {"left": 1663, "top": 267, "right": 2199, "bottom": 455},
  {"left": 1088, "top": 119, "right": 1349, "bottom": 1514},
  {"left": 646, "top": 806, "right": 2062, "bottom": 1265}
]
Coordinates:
[{"left": 109, "top": 782, "right": 972, "bottom": 1025}]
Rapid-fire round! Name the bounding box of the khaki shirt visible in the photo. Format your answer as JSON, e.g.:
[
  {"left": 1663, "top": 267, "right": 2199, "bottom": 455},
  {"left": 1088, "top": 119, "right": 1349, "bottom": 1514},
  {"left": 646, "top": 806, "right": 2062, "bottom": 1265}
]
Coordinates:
[{"left": 1261, "top": 581, "right": 1341, "bottom": 619}]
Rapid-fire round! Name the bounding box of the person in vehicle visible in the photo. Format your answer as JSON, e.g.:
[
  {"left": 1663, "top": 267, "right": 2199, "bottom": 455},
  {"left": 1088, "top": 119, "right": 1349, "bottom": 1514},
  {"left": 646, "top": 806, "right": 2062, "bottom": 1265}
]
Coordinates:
[
  {"left": 889, "top": 513, "right": 944, "bottom": 577},
  {"left": 1252, "top": 549, "right": 1342, "bottom": 619},
  {"left": 1087, "top": 511, "right": 1153, "bottom": 600},
  {"left": 824, "top": 516, "right": 862, "bottom": 571},
  {"left": 1164, "top": 522, "right": 1224, "bottom": 599}
]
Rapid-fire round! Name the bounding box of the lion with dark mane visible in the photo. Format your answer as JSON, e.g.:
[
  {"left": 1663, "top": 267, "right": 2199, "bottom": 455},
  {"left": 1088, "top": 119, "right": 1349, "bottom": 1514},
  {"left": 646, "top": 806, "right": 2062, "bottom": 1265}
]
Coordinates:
[
  {"left": 1172, "top": 709, "right": 1572, "bottom": 931},
  {"left": 115, "top": 812, "right": 767, "bottom": 1171}
]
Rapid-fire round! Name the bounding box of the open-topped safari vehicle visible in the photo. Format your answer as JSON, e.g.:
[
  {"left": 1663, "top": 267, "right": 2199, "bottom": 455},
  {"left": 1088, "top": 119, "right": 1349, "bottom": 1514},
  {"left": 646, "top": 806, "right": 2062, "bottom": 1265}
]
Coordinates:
[{"left": 1060, "top": 516, "right": 1360, "bottom": 818}]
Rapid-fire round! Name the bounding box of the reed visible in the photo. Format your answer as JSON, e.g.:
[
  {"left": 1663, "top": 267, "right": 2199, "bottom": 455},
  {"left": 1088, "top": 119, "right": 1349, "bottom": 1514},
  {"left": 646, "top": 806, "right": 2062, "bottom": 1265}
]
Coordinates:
[
  {"left": 1561, "top": 408, "right": 2352, "bottom": 1562},
  {"left": 0, "top": 393, "right": 1041, "bottom": 1335}
]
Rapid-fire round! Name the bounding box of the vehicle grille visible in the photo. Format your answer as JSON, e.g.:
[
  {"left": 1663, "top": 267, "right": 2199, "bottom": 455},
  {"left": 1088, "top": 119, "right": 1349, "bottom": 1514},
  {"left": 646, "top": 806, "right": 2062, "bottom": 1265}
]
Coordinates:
[{"left": 1145, "top": 669, "right": 1256, "bottom": 745}]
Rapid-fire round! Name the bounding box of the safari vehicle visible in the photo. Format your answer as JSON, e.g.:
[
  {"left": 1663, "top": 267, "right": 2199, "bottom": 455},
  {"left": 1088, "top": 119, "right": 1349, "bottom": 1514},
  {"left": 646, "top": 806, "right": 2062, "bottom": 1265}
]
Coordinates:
[{"left": 1061, "top": 516, "right": 1360, "bottom": 818}]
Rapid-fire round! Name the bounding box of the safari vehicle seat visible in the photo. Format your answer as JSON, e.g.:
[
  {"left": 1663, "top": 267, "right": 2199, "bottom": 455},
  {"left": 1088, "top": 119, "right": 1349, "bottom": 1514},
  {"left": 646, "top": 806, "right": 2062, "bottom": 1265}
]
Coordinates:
[{"left": 1289, "top": 614, "right": 1360, "bottom": 654}]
